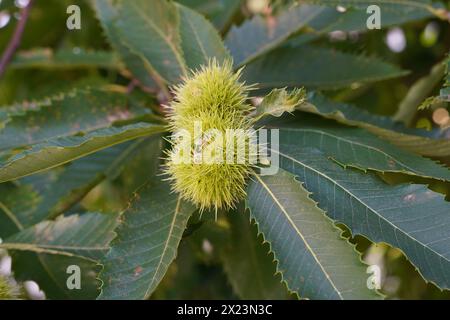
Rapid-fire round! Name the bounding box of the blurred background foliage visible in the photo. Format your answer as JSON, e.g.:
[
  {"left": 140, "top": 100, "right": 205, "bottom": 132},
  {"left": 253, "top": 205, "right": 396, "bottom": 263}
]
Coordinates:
[{"left": 0, "top": 0, "right": 449, "bottom": 299}]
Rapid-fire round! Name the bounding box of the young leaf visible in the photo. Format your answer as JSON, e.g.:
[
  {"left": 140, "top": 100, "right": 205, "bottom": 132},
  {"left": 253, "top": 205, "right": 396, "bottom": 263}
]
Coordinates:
[
  {"left": 0, "top": 212, "right": 118, "bottom": 299},
  {"left": 99, "top": 179, "right": 196, "bottom": 300},
  {"left": 242, "top": 45, "right": 408, "bottom": 90},
  {"left": 276, "top": 147, "right": 450, "bottom": 290},
  {"left": 253, "top": 87, "right": 306, "bottom": 122},
  {"left": 246, "top": 169, "right": 380, "bottom": 299}
]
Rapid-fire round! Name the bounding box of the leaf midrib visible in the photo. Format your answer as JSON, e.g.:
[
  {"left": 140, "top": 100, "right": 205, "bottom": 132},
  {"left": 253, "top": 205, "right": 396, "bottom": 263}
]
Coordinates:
[
  {"left": 0, "top": 243, "right": 100, "bottom": 262},
  {"left": 236, "top": 7, "right": 325, "bottom": 67},
  {"left": 0, "top": 123, "right": 165, "bottom": 182},
  {"left": 144, "top": 196, "right": 182, "bottom": 299},
  {"left": 181, "top": 6, "right": 208, "bottom": 62},
  {"left": 0, "top": 201, "right": 24, "bottom": 230},
  {"left": 253, "top": 173, "right": 344, "bottom": 300},
  {"left": 277, "top": 127, "right": 427, "bottom": 176},
  {"left": 129, "top": 1, "right": 187, "bottom": 77}
]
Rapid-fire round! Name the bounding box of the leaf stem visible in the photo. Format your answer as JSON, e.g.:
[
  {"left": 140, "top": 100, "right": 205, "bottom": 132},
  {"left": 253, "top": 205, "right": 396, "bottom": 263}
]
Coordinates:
[{"left": 0, "top": 0, "right": 34, "bottom": 79}]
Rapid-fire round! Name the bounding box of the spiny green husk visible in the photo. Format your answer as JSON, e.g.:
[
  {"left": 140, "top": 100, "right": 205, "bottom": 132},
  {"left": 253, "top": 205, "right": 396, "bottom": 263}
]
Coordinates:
[
  {"left": 0, "top": 275, "right": 21, "bottom": 300},
  {"left": 166, "top": 60, "right": 255, "bottom": 212}
]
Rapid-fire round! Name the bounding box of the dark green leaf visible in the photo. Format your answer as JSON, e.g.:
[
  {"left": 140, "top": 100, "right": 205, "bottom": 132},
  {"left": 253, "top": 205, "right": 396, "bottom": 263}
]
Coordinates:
[
  {"left": 178, "top": 0, "right": 242, "bottom": 31},
  {"left": 268, "top": 115, "right": 450, "bottom": 182},
  {"left": 99, "top": 179, "right": 196, "bottom": 299},
  {"left": 116, "top": 0, "right": 187, "bottom": 83},
  {"left": 247, "top": 169, "right": 380, "bottom": 299},
  {"left": 0, "top": 87, "right": 151, "bottom": 151},
  {"left": 276, "top": 147, "right": 450, "bottom": 290},
  {"left": 243, "top": 45, "right": 407, "bottom": 90},
  {"left": 222, "top": 209, "right": 290, "bottom": 299},
  {"left": 23, "top": 139, "right": 152, "bottom": 224},
  {"left": 93, "top": 0, "right": 157, "bottom": 88},
  {"left": 0, "top": 182, "right": 40, "bottom": 238},
  {"left": 302, "top": 93, "right": 450, "bottom": 156},
  {"left": 10, "top": 48, "right": 120, "bottom": 70},
  {"left": 0, "top": 122, "right": 165, "bottom": 183},
  {"left": 177, "top": 3, "right": 231, "bottom": 69},
  {"left": 225, "top": 5, "right": 324, "bottom": 66}
]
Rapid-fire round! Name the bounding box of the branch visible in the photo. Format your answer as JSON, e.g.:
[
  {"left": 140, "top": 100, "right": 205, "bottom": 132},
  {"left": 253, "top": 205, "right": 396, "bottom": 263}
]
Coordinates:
[{"left": 0, "top": 0, "right": 34, "bottom": 79}]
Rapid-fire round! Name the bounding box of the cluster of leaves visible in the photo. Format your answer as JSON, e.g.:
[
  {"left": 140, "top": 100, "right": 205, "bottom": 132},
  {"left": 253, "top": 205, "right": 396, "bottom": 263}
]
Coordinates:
[{"left": 0, "top": 0, "right": 449, "bottom": 299}]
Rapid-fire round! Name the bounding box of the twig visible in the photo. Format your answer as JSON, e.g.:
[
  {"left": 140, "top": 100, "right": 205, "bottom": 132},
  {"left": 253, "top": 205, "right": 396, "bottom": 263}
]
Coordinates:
[
  {"left": 126, "top": 78, "right": 139, "bottom": 94},
  {"left": 0, "top": 0, "right": 34, "bottom": 78}
]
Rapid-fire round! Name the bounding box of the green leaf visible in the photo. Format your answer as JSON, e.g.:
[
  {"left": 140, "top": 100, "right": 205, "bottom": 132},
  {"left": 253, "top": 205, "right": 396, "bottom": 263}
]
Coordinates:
[
  {"left": 1, "top": 212, "right": 118, "bottom": 299},
  {"left": 116, "top": 0, "right": 187, "bottom": 84},
  {"left": 0, "top": 87, "right": 165, "bottom": 182},
  {"left": 177, "top": 3, "right": 231, "bottom": 70},
  {"left": 114, "top": 137, "right": 164, "bottom": 196},
  {"left": 209, "top": 0, "right": 242, "bottom": 32},
  {"left": 99, "top": 179, "right": 196, "bottom": 300},
  {"left": 288, "top": 5, "right": 433, "bottom": 47},
  {"left": 268, "top": 115, "right": 450, "bottom": 182},
  {"left": 10, "top": 48, "right": 120, "bottom": 70},
  {"left": 222, "top": 209, "right": 290, "bottom": 299},
  {"left": 0, "top": 87, "right": 151, "bottom": 151},
  {"left": 0, "top": 95, "right": 53, "bottom": 130},
  {"left": 253, "top": 88, "right": 306, "bottom": 122},
  {"left": 93, "top": 0, "right": 157, "bottom": 88},
  {"left": 225, "top": 5, "right": 324, "bottom": 66},
  {"left": 305, "top": 0, "right": 431, "bottom": 10},
  {"left": 276, "top": 147, "right": 450, "bottom": 290},
  {"left": 22, "top": 139, "right": 152, "bottom": 224},
  {"left": 310, "top": 4, "right": 431, "bottom": 31},
  {"left": 246, "top": 169, "right": 380, "bottom": 299},
  {"left": 0, "top": 122, "right": 165, "bottom": 183},
  {"left": 178, "top": 0, "right": 242, "bottom": 32},
  {"left": 298, "top": 0, "right": 448, "bottom": 20},
  {"left": 301, "top": 93, "right": 450, "bottom": 156},
  {"left": 243, "top": 45, "right": 408, "bottom": 90},
  {"left": 0, "top": 182, "right": 40, "bottom": 238}
]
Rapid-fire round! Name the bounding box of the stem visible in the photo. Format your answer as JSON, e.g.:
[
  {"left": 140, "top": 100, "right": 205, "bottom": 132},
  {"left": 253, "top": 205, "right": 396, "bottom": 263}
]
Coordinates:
[
  {"left": 0, "top": 0, "right": 34, "bottom": 79},
  {"left": 126, "top": 78, "right": 139, "bottom": 94}
]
